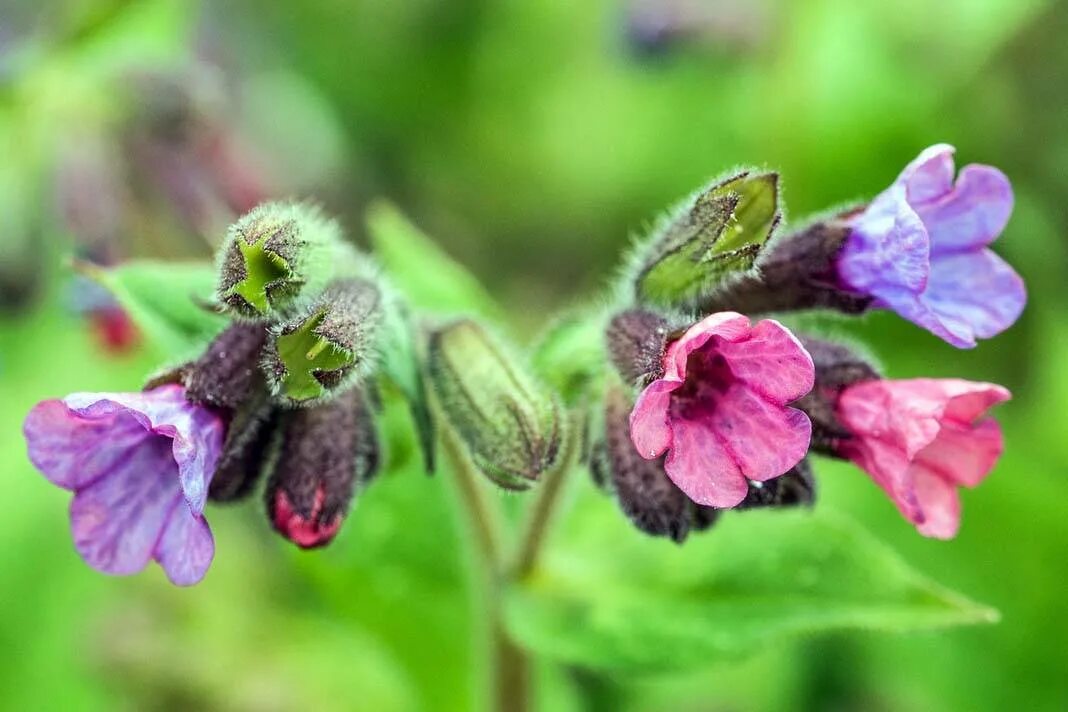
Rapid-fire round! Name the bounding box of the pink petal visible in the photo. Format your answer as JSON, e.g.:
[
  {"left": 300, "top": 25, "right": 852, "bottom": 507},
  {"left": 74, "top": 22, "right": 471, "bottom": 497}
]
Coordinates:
[
  {"left": 914, "top": 419, "right": 1004, "bottom": 488},
  {"left": 715, "top": 319, "right": 814, "bottom": 403},
  {"left": 69, "top": 436, "right": 184, "bottom": 576},
  {"left": 838, "top": 380, "right": 943, "bottom": 458},
  {"left": 630, "top": 379, "right": 679, "bottom": 459},
  {"left": 916, "top": 165, "right": 1013, "bottom": 253},
  {"left": 662, "top": 312, "right": 751, "bottom": 381},
  {"left": 898, "top": 143, "right": 956, "bottom": 204},
  {"left": 708, "top": 384, "right": 811, "bottom": 481},
  {"left": 911, "top": 467, "right": 962, "bottom": 539},
  {"left": 841, "top": 436, "right": 924, "bottom": 525},
  {"left": 155, "top": 506, "right": 215, "bottom": 586},
  {"left": 662, "top": 417, "right": 748, "bottom": 508}
]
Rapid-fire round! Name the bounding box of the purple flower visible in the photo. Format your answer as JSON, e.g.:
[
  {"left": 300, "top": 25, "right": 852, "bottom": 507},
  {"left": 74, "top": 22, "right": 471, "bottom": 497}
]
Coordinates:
[
  {"left": 838, "top": 144, "right": 1025, "bottom": 348},
  {"left": 23, "top": 385, "right": 224, "bottom": 586}
]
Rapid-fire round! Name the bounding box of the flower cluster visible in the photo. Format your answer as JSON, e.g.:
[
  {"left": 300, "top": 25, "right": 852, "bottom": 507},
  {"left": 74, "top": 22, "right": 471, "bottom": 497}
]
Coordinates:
[
  {"left": 599, "top": 145, "right": 1020, "bottom": 541},
  {"left": 23, "top": 144, "right": 1022, "bottom": 586}
]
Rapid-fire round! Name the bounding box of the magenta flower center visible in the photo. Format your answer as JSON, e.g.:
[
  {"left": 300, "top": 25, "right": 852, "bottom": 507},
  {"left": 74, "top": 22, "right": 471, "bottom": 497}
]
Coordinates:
[{"left": 669, "top": 339, "right": 735, "bottom": 420}]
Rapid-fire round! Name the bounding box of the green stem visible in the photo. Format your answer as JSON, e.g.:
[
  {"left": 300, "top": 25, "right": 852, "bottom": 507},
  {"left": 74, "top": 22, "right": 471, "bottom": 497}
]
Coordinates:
[{"left": 440, "top": 427, "right": 528, "bottom": 712}]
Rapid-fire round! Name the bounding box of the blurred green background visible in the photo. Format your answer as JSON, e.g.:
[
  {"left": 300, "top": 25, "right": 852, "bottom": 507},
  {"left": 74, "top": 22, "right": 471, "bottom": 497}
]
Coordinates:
[{"left": 1, "top": 0, "right": 1066, "bottom": 710}]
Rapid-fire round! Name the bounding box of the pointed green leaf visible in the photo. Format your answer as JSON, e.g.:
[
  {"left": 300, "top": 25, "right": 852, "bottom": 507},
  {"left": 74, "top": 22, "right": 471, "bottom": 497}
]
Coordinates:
[
  {"left": 505, "top": 484, "right": 997, "bottom": 672},
  {"left": 366, "top": 201, "right": 503, "bottom": 320},
  {"left": 81, "top": 259, "right": 226, "bottom": 356}
]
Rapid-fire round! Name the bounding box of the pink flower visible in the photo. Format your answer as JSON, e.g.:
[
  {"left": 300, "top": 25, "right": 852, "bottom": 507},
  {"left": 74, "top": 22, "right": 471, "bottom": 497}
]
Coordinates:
[
  {"left": 629, "top": 312, "right": 814, "bottom": 508},
  {"left": 23, "top": 386, "right": 225, "bottom": 585},
  {"left": 837, "top": 378, "right": 1010, "bottom": 539}
]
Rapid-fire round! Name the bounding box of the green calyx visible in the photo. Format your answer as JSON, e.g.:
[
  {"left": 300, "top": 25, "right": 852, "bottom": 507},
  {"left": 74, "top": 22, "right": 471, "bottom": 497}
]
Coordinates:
[
  {"left": 274, "top": 309, "right": 354, "bottom": 402},
  {"left": 227, "top": 237, "right": 295, "bottom": 315},
  {"left": 635, "top": 171, "right": 780, "bottom": 307}
]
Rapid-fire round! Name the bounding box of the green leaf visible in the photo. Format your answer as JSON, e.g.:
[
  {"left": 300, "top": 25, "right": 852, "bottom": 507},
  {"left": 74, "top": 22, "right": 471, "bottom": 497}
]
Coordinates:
[
  {"left": 80, "top": 259, "right": 227, "bottom": 356},
  {"left": 505, "top": 484, "right": 997, "bottom": 672},
  {"left": 635, "top": 171, "right": 780, "bottom": 307},
  {"left": 530, "top": 310, "right": 607, "bottom": 405},
  {"left": 366, "top": 200, "right": 503, "bottom": 320}
]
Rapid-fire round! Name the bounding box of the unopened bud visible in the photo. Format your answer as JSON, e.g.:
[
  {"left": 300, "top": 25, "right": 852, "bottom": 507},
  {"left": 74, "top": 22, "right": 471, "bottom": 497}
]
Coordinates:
[
  {"left": 792, "top": 337, "right": 880, "bottom": 453},
  {"left": 605, "top": 309, "right": 670, "bottom": 386},
  {"left": 262, "top": 278, "right": 383, "bottom": 405},
  {"left": 217, "top": 202, "right": 351, "bottom": 318},
  {"left": 427, "top": 319, "right": 561, "bottom": 490},
  {"left": 209, "top": 392, "right": 277, "bottom": 502},
  {"left": 266, "top": 388, "right": 379, "bottom": 549},
  {"left": 182, "top": 322, "right": 270, "bottom": 410},
  {"left": 635, "top": 171, "right": 780, "bottom": 307}
]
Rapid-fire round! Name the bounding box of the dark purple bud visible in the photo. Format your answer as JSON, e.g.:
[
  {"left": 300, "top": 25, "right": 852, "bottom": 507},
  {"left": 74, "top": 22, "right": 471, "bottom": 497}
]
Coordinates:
[
  {"left": 182, "top": 322, "right": 270, "bottom": 410},
  {"left": 699, "top": 218, "right": 873, "bottom": 316},
  {"left": 605, "top": 309, "right": 671, "bottom": 386},
  {"left": 737, "top": 459, "right": 816, "bottom": 509},
  {"left": 792, "top": 337, "right": 880, "bottom": 454},
  {"left": 208, "top": 393, "right": 277, "bottom": 502},
  {"left": 265, "top": 388, "right": 379, "bottom": 549}
]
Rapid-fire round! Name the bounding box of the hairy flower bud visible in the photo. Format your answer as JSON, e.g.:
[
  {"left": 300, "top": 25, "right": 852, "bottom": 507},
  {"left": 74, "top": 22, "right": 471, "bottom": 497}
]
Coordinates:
[
  {"left": 634, "top": 171, "right": 780, "bottom": 307},
  {"left": 262, "top": 278, "right": 383, "bottom": 405},
  {"left": 737, "top": 459, "right": 816, "bottom": 509},
  {"left": 792, "top": 337, "right": 880, "bottom": 452},
  {"left": 265, "top": 388, "right": 379, "bottom": 549},
  {"left": 216, "top": 202, "right": 352, "bottom": 318},
  {"left": 605, "top": 309, "right": 671, "bottom": 386},
  {"left": 427, "top": 319, "right": 562, "bottom": 490},
  {"left": 182, "top": 322, "right": 270, "bottom": 410}
]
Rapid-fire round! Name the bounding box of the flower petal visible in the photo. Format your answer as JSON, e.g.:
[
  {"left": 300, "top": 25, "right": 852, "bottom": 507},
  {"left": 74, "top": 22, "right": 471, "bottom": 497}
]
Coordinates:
[
  {"left": 924, "top": 248, "right": 1026, "bottom": 343},
  {"left": 629, "top": 379, "right": 678, "bottom": 459},
  {"left": 68, "top": 435, "right": 183, "bottom": 576},
  {"left": 707, "top": 384, "right": 811, "bottom": 482},
  {"left": 841, "top": 436, "right": 924, "bottom": 525},
  {"left": 916, "top": 164, "right": 1013, "bottom": 253},
  {"left": 898, "top": 143, "right": 956, "bottom": 204},
  {"left": 914, "top": 418, "right": 1004, "bottom": 488},
  {"left": 662, "top": 417, "right": 748, "bottom": 508},
  {"left": 715, "top": 319, "right": 815, "bottom": 403},
  {"left": 155, "top": 505, "right": 215, "bottom": 586},
  {"left": 910, "top": 467, "right": 961, "bottom": 539},
  {"left": 840, "top": 187, "right": 930, "bottom": 295},
  {"left": 24, "top": 400, "right": 152, "bottom": 490},
  {"left": 662, "top": 311, "right": 751, "bottom": 381}
]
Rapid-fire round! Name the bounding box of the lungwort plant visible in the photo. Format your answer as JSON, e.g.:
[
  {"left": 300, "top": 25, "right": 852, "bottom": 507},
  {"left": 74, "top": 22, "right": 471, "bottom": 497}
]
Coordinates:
[{"left": 24, "top": 145, "right": 1024, "bottom": 710}]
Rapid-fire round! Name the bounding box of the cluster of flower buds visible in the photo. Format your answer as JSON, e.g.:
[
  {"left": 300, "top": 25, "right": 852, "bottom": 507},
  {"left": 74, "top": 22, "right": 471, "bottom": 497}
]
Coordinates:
[
  {"left": 24, "top": 203, "right": 393, "bottom": 585},
  {"left": 596, "top": 144, "right": 1022, "bottom": 542}
]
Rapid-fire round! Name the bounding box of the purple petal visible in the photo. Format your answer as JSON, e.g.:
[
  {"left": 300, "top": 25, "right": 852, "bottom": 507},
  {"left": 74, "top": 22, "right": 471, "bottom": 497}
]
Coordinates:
[
  {"left": 924, "top": 249, "right": 1027, "bottom": 342},
  {"left": 898, "top": 143, "right": 956, "bottom": 204},
  {"left": 840, "top": 186, "right": 930, "bottom": 296},
  {"left": 915, "top": 165, "right": 1014, "bottom": 254},
  {"left": 60, "top": 386, "right": 224, "bottom": 515},
  {"left": 69, "top": 435, "right": 184, "bottom": 576},
  {"left": 24, "top": 400, "right": 153, "bottom": 490},
  {"left": 663, "top": 417, "right": 748, "bottom": 508},
  {"left": 155, "top": 506, "right": 215, "bottom": 586}
]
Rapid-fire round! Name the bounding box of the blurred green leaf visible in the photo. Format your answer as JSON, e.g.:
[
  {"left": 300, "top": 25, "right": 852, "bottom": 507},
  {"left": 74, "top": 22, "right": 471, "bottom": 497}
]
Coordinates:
[
  {"left": 505, "top": 487, "right": 997, "bottom": 672},
  {"left": 81, "top": 259, "right": 226, "bottom": 356},
  {"left": 530, "top": 310, "right": 606, "bottom": 405},
  {"left": 366, "top": 200, "right": 503, "bottom": 320}
]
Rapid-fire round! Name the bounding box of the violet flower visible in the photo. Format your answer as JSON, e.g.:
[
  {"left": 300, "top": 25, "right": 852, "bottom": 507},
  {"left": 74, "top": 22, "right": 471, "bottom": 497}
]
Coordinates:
[
  {"left": 629, "top": 312, "right": 814, "bottom": 508},
  {"left": 23, "top": 385, "right": 224, "bottom": 585},
  {"left": 838, "top": 144, "right": 1025, "bottom": 348},
  {"left": 837, "top": 378, "right": 1009, "bottom": 539}
]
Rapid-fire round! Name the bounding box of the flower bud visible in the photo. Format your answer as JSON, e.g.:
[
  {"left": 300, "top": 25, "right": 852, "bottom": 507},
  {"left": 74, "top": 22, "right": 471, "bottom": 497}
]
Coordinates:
[
  {"left": 791, "top": 337, "right": 880, "bottom": 453},
  {"left": 634, "top": 171, "right": 780, "bottom": 307},
  {"left": 427, "top": 319, "right": 562, "bottom": 490},
  {"left": 265, "top": 388, "right": 379, "bottom": 549},
  {"left": 216, "top": 202, "right": 351, "bottom": 318},
  {"left": 605, "top": 309, "right": 670, "bottom": 386},
  {"left": 208, "top": 393, "right": 277, "bottom": 502},
  {"left": 182, "top": 322, "right": 270, "bottom": 410},
  {"left": 262, "top": 278, "right": 383, "bottom": 405}
]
